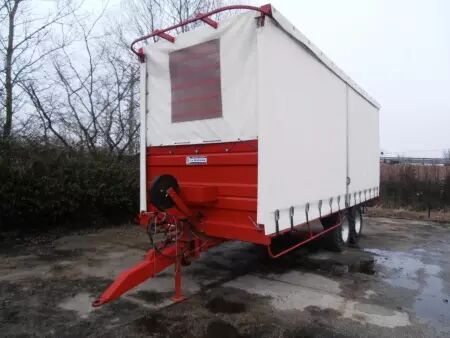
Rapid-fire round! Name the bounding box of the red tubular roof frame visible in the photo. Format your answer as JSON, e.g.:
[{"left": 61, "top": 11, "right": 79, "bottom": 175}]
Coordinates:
[{"left": 130, "top": 4, "right": 272, "bottom": 61}]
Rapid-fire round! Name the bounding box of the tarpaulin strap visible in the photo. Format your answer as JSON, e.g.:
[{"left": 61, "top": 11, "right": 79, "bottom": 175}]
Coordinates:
[
  {"left": 289, "top": 206, "right": 295, "bottom": 231},
  {"left": 274, "top": 209, "right": 280, "bottom": 234},
  {"left": 305, "top": 202, "right": 312, "bottom": 237}
]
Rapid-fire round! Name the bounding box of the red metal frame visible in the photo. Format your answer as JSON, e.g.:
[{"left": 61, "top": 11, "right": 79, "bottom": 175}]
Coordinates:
[
  {"left": 93, "top": 210, "right": 225, "bottom": 307},
  {"left": 196, "top": 13, "right": 219, "bottom": 29},
  {"left": 146, "top": 140, "right": 267, "bottom": 245},
  {"left": 92, "top": 245, "right": 178, "bottom": 307},
  {"left": 131, "top": 4, "right": 273, "bottom": 61},
  {"left": 267, "top": 220, "right": 342, "bottom": 259}
]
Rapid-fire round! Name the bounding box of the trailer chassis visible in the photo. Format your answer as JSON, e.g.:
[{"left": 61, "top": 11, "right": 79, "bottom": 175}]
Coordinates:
[{"left": 93, "top": 184, "right": 347, "bottom": 307}]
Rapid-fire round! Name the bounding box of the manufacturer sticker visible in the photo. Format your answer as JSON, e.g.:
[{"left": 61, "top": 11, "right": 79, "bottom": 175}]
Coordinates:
[{"left": 186, "top": 156, "right": 207, "bottom": 165}]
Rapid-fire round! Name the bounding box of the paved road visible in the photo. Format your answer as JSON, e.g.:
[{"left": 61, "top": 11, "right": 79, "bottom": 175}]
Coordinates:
[{"left": 1, "top": 217, "right": 449, "bottom": 337}]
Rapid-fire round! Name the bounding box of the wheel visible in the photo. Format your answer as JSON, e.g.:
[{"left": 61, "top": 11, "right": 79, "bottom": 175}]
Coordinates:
[
  {"left": 321, "top": 212, "right": 350, "bottom": 252},
  {"left": 349, "top": 206, "right": 363, "bottom": 244},
  {"left": 150, "top": 174, "right": 180, "bottom": 211}
]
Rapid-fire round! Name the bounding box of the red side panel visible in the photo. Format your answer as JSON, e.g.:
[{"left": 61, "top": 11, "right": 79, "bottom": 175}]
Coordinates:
[{"left": 146, "top": 140, "right": 269, "bottom": 245}]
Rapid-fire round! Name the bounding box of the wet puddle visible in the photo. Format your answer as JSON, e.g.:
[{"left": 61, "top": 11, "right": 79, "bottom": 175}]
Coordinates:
[{"left": 365, "top": 248, "right": 450, "bottom": 332}]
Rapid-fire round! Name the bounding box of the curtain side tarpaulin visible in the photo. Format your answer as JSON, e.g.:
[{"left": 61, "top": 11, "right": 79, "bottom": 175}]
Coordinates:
[
  {"left": 143, "top": 9, "right": 380, "bottom": 235},
  {"left": 145, "top": 12, "right": 258, "bottom": 146}
]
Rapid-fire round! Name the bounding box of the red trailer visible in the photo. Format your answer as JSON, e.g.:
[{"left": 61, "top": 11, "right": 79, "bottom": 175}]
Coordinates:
[{"left": 93, "top": 4, "right": 380, "bottom": 307}]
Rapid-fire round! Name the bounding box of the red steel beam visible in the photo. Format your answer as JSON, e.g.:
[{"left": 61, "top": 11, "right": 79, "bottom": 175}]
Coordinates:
[
  {"left": 196, "top": 13, "right": 218, "bottom": 29},
  {"left": 267, "top": 221, "right": 342, "bottom": 259},
  {"left": 167, "top": 187, "right": 193, "bottom": 218},
  {"left": 154, "top": 30, "right": 176, "bottom": 43},
  {"left": 92, "top": 246, "right": 177, "bottom": 307}
]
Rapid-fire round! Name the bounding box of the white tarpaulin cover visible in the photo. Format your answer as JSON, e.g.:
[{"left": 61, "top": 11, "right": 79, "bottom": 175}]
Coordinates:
[
  {"left": 141, "top": 7, "right": 380, "bottom": 235},
  {"left": 144, "top": 12, "right": 259, "bottom": 145}
]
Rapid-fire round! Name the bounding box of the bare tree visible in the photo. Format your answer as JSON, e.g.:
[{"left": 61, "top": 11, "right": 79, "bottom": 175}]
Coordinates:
[
  {"left": 17, "top": 0, "right": 242, "bottom": 156},
  {"left": 23, "top": 82, "right": 74, "bottom": 149},
  {"left": 443, "top": 149, "right": 450, "bottom": 165},
  {"left": 23, "top": 8, "right": 140, "bottom": 156},
  {"left": 0, "top": 0, "right": 78, "bottom": 141},
  {"left": 114, "top": 0, "right": 236, "bottom": 50}
]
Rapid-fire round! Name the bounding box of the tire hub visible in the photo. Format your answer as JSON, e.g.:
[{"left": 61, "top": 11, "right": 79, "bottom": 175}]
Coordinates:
[
  {"left": 341, "top": 218, "right": 350, "bottom": 243},
  {"left": 354, "top": 212, "right": 362, "bottom": 234}
]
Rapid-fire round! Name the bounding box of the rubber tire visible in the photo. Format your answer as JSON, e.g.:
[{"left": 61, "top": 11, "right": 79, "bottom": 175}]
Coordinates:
[
  {"left": 321, "top": 213, "right": 350, "bottom": 252},
  {"left": 349, "top": 206, "right": 363, "bottom": 244}
]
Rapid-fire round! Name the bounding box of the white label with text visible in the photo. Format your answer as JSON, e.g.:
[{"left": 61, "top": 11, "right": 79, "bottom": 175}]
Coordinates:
[{"left": 186, "top": 156, "right": 208, "bottom": 165}]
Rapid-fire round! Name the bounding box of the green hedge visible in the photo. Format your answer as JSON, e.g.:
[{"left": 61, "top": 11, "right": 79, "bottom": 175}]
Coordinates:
[
  {"left": 5, "top": 141, "right": 449, "bottom": 232},
  {"left": 0, "top": 142, "right": 139, "bottom": 232}
]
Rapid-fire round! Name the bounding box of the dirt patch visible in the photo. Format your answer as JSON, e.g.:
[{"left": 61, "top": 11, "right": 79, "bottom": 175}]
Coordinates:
[
  {"left": 204, "top": 320, "right": 241, "bottom": 338},
  {"left": 274, "top": 248, "right": 376, "bottom": 276},
  {"left": 350, "top": 256, "right": 376, "bottom": 275},
  {"left": 2, "top": 218, "right": 449, "bottom": 337},
  {"left": 0, "top": 276, "right": 141, "bottom": 337},
  {"left": 367, "top": 207, "right": 450, "bottom": 223},
  {"left": 131, "top": 290, "right": 173, "bottom": 304},
  {"left": 127, "top": 313, "right": 171, "bottom": 337},
  {"left": 206, "top": 296, "right": 246, "bottom": 314}
]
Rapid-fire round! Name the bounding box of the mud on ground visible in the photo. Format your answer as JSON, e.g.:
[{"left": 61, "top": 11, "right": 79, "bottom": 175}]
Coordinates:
[
  {"left": 367, "top": 206, "right": 450, "bottom": 223},
  {"left": 1, "top": 217, "right": 450, "bottom": 337}
]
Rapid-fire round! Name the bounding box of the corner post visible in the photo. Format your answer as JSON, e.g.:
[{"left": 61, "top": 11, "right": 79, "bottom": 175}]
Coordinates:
[{"left": 139, "top": 48, "right": 148, "bottom": 212}]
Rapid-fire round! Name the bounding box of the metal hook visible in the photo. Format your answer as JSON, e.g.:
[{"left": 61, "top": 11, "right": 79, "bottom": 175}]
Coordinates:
[
  {"left": 289, "top": 206, "right": 295, "bottom": 231},
  {"left": 305, "top": 202, "right": 310, "bottom": 224},
  {"left": 274, "top": 209, "right": 280, "bottom": 235}
]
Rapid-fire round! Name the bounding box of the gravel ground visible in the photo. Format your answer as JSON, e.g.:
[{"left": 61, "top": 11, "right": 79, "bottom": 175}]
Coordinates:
[{"left": 1, "top": 216, "right": 450, "bottom": 337}]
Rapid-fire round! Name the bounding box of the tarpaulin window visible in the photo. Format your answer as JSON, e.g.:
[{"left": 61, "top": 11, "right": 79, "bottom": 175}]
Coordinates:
[{"left": 169, "top": 39, "right": 222, "bottom": 123}]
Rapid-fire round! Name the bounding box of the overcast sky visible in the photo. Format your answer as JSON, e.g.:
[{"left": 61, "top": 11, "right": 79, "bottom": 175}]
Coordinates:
[
  {"left": 85, "top": 0, "right": 450, "bottom": 157},
  {"left": 250, "top": 0, "right": 450, "bottom": 158}
]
